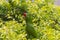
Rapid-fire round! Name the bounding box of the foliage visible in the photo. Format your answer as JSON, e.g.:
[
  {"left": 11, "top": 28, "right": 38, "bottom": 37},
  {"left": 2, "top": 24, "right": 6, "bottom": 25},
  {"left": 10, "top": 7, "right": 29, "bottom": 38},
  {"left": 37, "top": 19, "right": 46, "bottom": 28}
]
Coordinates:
[{"left": 0, "top": 0, "right": 60, "bottom": 40}]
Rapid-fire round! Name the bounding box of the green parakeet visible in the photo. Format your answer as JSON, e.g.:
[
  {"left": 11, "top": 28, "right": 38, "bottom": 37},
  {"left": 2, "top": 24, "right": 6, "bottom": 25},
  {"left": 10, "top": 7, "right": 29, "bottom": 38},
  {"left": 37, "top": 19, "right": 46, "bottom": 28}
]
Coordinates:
[{"left": 23, "top": 12, "right": 38, "bottom": 39}]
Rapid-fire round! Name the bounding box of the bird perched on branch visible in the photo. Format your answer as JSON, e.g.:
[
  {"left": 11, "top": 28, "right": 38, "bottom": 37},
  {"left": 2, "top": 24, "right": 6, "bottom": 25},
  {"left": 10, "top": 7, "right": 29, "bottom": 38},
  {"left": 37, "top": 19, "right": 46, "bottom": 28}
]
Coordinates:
[{"left": 23, "top": 12, "right": 38, "bottom": 39}]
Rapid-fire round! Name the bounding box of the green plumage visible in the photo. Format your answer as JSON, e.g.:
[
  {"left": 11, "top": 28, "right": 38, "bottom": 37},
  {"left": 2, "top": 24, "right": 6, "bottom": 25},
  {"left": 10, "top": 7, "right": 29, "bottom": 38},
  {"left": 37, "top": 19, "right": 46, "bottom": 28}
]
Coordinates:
[
  {"left": 26, "top": 23, "right": 37, "bottom": 38},
  {"left": 25, "top": 14, "right": 38, "bottom": 38}
]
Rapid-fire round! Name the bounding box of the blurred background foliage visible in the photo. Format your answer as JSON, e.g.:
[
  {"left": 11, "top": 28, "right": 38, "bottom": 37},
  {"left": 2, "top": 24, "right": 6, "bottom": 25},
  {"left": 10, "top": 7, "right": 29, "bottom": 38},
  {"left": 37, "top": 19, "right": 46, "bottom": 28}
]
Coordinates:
[{"left": 0, "top": 0, "right": 60, "bottom": 40}]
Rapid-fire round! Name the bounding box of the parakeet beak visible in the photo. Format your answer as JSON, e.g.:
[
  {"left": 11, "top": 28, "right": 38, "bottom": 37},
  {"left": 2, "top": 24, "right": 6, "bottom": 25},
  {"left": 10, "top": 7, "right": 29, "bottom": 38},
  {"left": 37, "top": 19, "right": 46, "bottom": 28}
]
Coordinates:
[
  {"left": 23, "top": 12, "right": 27, "bottom": 19},
  {"left": 23, "top": 12, "right": 26, "bottom": 17}
]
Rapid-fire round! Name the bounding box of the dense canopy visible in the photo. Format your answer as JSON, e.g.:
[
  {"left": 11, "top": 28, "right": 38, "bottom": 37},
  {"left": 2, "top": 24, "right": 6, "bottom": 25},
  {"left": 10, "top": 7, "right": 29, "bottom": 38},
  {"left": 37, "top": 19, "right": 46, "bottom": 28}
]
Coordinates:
[{"left": 0, "top": 0, "right": 60, "bottom": 40}]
